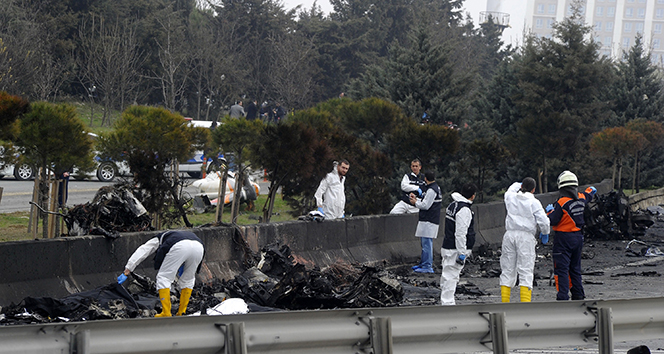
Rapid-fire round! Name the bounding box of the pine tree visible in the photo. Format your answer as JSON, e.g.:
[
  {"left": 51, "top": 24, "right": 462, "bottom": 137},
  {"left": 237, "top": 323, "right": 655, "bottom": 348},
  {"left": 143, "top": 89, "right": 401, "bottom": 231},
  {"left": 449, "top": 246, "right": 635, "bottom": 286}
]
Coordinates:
[
  {"left": 610, "top": 33, "right": 664, "bottom": 126},
  {"left": 347, "top": 24, "right": 472, "bottom": 125},
  {"left": 513, "top": 3, "right": 614, "bottom": 191}
]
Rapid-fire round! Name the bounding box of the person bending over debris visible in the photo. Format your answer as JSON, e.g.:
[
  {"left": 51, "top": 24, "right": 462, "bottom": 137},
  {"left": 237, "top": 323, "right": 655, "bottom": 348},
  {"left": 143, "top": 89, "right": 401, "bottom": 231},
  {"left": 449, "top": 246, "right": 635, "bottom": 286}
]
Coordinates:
[
  {"left": 500, "top": 177, "right": 550, "bottom": 302},
  {"left": 390, "top": 159, "right": 426, "bottom": 214},
  {"left": 314, "top": 160, "right": 350, "bottom": 219},
  {"left": 118, "top": 230, "right": 205, "bottom": 317},
  {"left": 409, "top": 170, "right": 442, "bottom": 273},
  {"left": 546, "top": 171, "right": 596, "bottom": 301},
  {"left": 440, "top": 183, "right": 476, "bottom": 305}
]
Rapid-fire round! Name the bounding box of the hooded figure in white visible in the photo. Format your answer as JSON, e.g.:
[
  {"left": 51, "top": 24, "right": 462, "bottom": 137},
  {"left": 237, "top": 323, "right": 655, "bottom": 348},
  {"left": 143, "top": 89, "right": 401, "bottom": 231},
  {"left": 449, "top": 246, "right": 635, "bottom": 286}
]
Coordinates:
[
  {"left": 314, "top": 160, "right": 349, "bottom": 219},
  {"left": 440, "top": 184, "right": 476, "bottom": 306},
  {"left": 499, "top": 178, "right": 550, "bottom": 302}
]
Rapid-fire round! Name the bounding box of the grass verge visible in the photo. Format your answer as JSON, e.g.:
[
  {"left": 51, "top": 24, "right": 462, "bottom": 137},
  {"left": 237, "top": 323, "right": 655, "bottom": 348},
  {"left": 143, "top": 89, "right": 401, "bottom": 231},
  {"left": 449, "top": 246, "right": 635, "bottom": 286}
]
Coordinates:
[{"left": 0, "top": 194, "right": 297, "bottom": 242}]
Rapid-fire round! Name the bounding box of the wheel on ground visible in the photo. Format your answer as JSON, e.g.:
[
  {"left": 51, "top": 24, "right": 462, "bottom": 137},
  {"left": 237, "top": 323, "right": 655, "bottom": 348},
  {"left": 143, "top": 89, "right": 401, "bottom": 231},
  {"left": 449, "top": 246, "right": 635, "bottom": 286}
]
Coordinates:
[
  {"left": 96, "top": 162, "right": 117, "bottom": 182},
  {"left": 14, "top": 164, "right": 34, "bottom": 180}
]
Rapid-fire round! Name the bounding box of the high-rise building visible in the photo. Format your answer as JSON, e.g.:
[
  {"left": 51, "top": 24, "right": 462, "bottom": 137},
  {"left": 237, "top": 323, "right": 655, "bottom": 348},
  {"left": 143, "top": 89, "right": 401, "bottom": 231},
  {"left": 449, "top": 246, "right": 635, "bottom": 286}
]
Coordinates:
[{"left": 476, "top": 0, "right": 664, "bottom": 63}]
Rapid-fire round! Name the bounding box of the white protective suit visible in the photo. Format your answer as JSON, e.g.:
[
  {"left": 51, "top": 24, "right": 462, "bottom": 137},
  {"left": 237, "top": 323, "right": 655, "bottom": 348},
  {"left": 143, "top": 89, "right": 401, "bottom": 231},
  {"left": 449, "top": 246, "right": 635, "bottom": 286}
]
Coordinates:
[
  {"left": 314, "top": 164, "right": 346, "bottom": 219},
  {"left": 499, "top": 182, "right": 551, "bottom": 289},
  {"left": 440, "top": 192, "right": 474, "bottom": 306},
  {"left": 125, "top": 235, "right": 205, "bottom": 290},
  {"left": 390, "top": 173, "right": 422, "bottom": 214}
]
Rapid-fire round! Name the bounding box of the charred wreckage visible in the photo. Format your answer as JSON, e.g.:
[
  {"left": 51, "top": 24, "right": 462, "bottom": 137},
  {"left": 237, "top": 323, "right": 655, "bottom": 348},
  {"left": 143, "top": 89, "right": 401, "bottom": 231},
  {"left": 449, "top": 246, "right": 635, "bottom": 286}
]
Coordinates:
[{"left": 2, "top": 190, "right": 663, "bottom": 325}]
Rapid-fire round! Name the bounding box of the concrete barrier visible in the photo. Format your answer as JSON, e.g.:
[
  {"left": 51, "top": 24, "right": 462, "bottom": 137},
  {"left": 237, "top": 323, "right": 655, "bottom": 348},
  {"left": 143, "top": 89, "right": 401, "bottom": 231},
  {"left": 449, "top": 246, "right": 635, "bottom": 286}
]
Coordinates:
[
  {"left": 628, "top": 186, "right": 664, "bottom": 211},
  {"left": 0, "top": 179, "right": 615, "bottom": 305}
]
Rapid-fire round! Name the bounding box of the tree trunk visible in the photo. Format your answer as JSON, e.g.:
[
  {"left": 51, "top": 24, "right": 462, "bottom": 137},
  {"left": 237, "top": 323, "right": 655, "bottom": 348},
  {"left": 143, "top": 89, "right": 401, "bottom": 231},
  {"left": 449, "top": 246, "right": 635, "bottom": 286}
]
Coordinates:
[
  {"left": 230, "top": 168, "right": 242, "bottom": 223},
  {"left": 215, "top": 169, "right": 229, "bottom": 224},
  {"left": 611, "top": 157, "right": 617, "bottom": 189},
  {"left": 537, "top": 167, "right": 543, "bottom": 194},
  {"left": 263, "top": 182, "right": 278, "bottom": 223},
  {"left": 635, "top": 152, "right": 641, "bottom": 193},
  {"left": 631, "top": 153, "right": 638, "bottom": 194},
  {"left": 89, "top": 100, "right": 94, "bottom": 127},
  {"left": 170, "top": 180, "right": 192, "bottom": 228},
  {"left": 617, "top": 157, "right": 623, "bottom": 190},
  {"left": 39, "top": 166, "right": 49, "bottom": 239},
  {"left": 543, "top": 158, "right": 548, "bottom": 193}
]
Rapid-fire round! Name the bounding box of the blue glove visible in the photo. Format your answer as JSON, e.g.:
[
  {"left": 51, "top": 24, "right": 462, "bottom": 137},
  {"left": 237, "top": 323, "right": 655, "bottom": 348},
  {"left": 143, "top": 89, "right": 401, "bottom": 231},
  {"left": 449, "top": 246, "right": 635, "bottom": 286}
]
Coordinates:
[
  {"left": 177, "top": 265, "right": 184, "bottom": 277},
  {"left": 588, "top": 186, "right": 597, "bottom": 196},
  {"left": 545, "top": 204, "right": 554, "bottom": 213},
  {"left": 417, "top": 188, "right": 423, "bottom": 197},
  {"left": 317, "top": 207, "right": 325, "bottom": 215},
  {"left": 456, "top": 254, "right": 466, "bottom": 265},
  {"left": 539, "top": 233, "right": 549, "bottom": 244},
  {"left": 117, "top": 274, "right": 127, "bottom": 284}
]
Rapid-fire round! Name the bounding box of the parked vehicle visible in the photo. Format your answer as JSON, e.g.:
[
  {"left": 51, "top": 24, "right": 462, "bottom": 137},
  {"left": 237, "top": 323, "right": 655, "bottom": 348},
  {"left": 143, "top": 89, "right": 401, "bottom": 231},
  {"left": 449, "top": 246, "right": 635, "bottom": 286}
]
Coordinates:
[
  {"left": 191, "top": 170, "right": 260, "bottom": 205},
  {"left": 0, "top": 163, "right": 35, "bottom": 180}
]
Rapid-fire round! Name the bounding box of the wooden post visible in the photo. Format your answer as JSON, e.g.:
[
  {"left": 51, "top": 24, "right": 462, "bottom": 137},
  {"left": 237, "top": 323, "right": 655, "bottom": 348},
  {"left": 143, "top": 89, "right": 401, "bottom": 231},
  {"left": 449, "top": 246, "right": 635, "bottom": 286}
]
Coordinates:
[
  {"left": 0, "top": 186, "right": 3, "bottom": 204},
  {"left": 48, "top": 179, "right": 58, "bottom": 238},
  {"left": 29, "top": 174, "right": 41, "bottom": 238}
]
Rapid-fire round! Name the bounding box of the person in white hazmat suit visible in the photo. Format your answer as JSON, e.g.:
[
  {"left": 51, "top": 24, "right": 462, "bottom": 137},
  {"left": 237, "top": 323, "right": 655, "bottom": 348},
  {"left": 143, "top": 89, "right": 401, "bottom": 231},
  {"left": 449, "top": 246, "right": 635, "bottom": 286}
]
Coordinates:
[
  {"left": 500, "top": 177, "right": 550, "bottom": 302},
  {"left": 314, "top": 160, "right": 350, "bottom": 219},
  {"left": 117, "top": 230, "right": 205, "bottom": 317},
  {"left": 440, "top": 183, "right": 476, "bottom": 305}
]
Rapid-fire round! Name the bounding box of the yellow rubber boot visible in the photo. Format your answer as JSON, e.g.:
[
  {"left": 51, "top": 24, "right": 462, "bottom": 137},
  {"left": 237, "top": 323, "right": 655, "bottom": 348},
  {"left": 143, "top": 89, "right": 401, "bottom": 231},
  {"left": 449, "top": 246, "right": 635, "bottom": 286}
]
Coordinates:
[
  {"left": 155, "top": 288, "right": 172, "bottom": 317},
  {"left": 520, "top": 286, "right": 532, "bottom": 302},
  {"left": 176, "top": 288, "right": 193, "bottom": 316},
  {"left": 500, "top": 286, "right": 511, "bottom": 303}
]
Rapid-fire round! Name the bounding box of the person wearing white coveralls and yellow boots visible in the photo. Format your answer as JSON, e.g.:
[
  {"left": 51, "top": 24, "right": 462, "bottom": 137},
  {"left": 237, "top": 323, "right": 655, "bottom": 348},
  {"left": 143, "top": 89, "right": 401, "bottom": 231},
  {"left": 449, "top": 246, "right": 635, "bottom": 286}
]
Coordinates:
[
  {"left": 118, "top": 230, "right": 205, "bottom": 317},
  {"left": 314, "top": 160, "right": 350, "bottom": 219},
  {"left": 499, "top": 177, "right": 550, "bottom": 302},
  {"left": 440, "top": 183, "right": 476, "bottom": 305}
]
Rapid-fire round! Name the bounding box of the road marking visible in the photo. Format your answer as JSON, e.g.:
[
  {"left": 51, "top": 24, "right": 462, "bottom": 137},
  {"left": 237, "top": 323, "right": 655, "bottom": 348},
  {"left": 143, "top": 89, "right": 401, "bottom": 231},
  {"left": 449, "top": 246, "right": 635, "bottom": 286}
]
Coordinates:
[{"left": 3, "top": 188, "right": 101, "bottom": 196}]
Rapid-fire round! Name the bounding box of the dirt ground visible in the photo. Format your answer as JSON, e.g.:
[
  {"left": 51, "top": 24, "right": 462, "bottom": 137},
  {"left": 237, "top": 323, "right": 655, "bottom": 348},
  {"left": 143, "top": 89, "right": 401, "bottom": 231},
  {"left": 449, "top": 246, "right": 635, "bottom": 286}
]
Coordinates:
[{"left": 395, "top": 219, "right": 664, "bottom": 305}]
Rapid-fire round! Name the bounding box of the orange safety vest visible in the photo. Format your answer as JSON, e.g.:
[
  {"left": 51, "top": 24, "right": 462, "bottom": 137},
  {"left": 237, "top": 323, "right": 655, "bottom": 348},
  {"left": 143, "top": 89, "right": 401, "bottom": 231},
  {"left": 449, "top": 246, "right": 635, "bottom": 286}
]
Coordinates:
[{"left": 551, "top": 193, "right": 587, "bottom": 233}]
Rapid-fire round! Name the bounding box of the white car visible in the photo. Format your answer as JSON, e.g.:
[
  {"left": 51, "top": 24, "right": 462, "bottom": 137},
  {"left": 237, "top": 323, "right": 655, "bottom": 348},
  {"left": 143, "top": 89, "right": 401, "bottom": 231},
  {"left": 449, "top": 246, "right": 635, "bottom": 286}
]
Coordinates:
[
  {"left": 191, "top": 170, "right": 260, "bottom": 205},
  {"left": 0, "top": 163, "right": 35, "bottom": 180}
]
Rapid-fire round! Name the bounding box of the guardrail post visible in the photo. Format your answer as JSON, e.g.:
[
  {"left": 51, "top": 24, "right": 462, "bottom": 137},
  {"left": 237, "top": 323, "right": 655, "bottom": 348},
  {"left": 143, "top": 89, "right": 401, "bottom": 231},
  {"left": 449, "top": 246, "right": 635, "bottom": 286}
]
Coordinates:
[
  {"left": 356, "top": 314, "right": 393, "bottom": 354},
  {"left": 72, "top": 330, "right": 90, "bottom": 354},
  {"left": 369, "top": 317, "right": 393, "bottom": 354},
  {"left": 598, "top": 308, "right": 614, "bottom": 354},
  {"left": 216, "top": 322, "right": 247, "bottom": 354},
  {"left": 489, "top": 312, "right": 509, "bottom": 354}
]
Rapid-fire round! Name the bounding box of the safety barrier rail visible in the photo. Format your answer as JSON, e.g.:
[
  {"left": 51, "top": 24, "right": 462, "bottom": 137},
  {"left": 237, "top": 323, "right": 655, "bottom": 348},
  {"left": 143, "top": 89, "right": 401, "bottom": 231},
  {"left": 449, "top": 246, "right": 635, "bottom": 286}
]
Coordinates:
[{"left": 0, "top": 297, "right": 662, "bottom": 354}]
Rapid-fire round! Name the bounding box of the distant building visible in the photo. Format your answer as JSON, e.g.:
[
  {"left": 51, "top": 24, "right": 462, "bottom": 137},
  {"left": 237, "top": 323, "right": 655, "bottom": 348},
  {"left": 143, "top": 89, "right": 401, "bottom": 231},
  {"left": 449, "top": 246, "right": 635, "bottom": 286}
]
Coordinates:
[{"left": 475, "top": 0, "right": 664, "bottom": 64}]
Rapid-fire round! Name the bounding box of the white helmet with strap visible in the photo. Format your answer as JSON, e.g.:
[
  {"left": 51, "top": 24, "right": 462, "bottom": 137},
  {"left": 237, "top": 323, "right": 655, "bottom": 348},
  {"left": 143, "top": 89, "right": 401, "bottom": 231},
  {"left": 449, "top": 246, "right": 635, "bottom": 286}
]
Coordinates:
[{"left": 557, "top": 170, "right": 578, "bottom": 189}]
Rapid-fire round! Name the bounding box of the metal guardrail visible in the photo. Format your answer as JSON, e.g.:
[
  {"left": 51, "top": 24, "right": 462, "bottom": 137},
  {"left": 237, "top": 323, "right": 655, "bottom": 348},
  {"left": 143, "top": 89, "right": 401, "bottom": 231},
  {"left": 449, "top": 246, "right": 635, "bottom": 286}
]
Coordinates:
[{"left": 0, "top": 297, "right": 662, "bottom": 354}]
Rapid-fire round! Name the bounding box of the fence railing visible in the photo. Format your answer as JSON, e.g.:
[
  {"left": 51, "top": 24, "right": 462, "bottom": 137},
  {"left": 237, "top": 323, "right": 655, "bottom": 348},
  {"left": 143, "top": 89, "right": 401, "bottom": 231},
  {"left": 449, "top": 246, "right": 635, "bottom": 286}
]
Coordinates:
[{"left": 1, "top": 297, "right": 662, "bottom": 354}]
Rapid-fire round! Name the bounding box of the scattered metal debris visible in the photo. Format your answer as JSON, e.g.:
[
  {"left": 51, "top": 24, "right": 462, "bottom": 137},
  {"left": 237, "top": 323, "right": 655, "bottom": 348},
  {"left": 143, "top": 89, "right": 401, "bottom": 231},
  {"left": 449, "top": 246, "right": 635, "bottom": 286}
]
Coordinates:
[
  {"left": 64, "top": 184, "right": 153, "bottom": 237},
  {"left": 611, "top": 271, "right": 661, "bottom": 277},
  {"left": 222, "top": 244, "right": 404, "bottom": 310},
  {"left": 585, "top": 191, "right": 631, "bottom": 240},
  {"left": 1, "top": 283, "right": 156, "bottom": 326},
  {"left": 626, "top": 239, "right": 664, "bottom": 257}
]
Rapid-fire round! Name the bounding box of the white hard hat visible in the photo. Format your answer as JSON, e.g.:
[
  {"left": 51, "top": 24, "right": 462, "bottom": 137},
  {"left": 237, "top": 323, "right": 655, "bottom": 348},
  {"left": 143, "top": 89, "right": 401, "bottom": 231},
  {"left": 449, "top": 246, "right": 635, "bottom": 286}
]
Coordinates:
[{"left": 557, "top": 170, "right": 578, "bottom": 189}]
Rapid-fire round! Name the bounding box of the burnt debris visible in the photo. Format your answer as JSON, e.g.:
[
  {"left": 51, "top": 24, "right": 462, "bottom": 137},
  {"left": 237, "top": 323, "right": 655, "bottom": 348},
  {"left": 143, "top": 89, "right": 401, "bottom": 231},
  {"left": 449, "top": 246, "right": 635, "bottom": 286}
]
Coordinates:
[
  {"left": 222, "top": 244, "right": 404, "bottom": 310},
  {"left": 64, "top": 184, "right": 153, "bottom": 237},
  {"left": 584, "top": 191, "right": 654, "bottom": 240},
  {"left": 1, "top": 244, "right": 404, "bottom": 325}
]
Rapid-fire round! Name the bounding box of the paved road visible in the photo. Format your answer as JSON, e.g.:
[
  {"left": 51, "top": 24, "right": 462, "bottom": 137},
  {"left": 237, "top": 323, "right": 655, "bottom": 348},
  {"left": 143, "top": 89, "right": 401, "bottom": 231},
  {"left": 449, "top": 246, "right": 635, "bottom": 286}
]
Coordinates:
[
  {"left": 0, "top": 179, "right": 114, "bottom": 213},
  {"left": 0, "top": 177, "right": 270, "bottom": 213}
]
